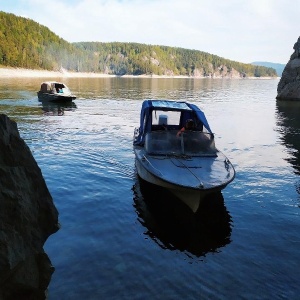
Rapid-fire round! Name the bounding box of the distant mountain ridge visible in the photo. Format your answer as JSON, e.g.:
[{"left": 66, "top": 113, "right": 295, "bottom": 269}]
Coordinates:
[
  {"left": 0, "top": 11, "right": 277, "bottom": 78},
  {"left": 251, "top": 61, "right": 285, "bottom": 76}
]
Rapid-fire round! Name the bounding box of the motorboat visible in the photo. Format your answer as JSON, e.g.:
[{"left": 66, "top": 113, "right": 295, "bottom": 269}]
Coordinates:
[
  {"left": 37, "top": 81, "right": 76, "bottom": 102},
  {"left": 133, "top": 99, "right": 235, "bottom": 213}
]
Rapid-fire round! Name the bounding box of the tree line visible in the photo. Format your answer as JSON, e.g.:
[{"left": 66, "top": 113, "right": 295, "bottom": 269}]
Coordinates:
[{"left": 0, "top": 11, "right": 277, "bottom": 77}]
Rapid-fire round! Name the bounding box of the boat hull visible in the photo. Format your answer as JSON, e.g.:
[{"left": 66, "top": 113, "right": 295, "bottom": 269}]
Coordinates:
[
  {"left": 37, "top": 91, "right": 76, "bottom": 102},
  {"left": 134, "top": 147, "right": 235, "bottom": 212}
]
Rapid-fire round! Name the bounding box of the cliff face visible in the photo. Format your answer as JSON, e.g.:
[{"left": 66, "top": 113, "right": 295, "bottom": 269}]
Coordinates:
[
  {"left": 0, "top": 114, "right": 59, "bottom": 299},
  {"left": 277, "top": 37, "right": 300, "bottom": 100}
]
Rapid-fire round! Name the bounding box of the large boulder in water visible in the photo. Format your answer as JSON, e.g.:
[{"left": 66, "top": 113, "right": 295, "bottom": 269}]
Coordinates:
[
  {"left": 277, "top": 36, "right": 300, "bottom": 100},
  {"left": 0, "top": 114, "right": 59, "bottom": 299}
]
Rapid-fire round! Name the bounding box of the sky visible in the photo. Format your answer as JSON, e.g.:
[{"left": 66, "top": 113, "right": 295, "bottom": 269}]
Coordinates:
[{"left": 1, "top": 0, "right": 299, "bottom": 64}]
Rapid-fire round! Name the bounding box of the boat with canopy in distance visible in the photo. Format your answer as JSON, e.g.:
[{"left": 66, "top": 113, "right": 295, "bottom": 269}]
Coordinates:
[
  {"left": 37, "top": 81, "right": 76, "bottom": 102},
  {"left": 133, "top": 99, "right": 235, "bottom": 213}
]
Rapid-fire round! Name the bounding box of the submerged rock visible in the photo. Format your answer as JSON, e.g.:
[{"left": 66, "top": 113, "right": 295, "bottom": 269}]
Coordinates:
[
  {"left": 0, "top": 114, "right": 59, "bottom": 299},
  {"left": 277, "top": 37, "right": 300, "bottom": 100}
]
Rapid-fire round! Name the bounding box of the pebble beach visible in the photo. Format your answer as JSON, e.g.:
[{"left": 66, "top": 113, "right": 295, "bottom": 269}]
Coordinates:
[
  {"left": 0, "top": 67, "right": 278, "bottom": 79},
  {"left": 0, "top": 67, "right": 117, "bottom": 78}
]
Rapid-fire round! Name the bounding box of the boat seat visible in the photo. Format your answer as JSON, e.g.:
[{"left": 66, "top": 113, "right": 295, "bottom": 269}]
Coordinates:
[
  {"left": 151, "top": 115, "right": 168, "bottom": 131},
  {"left": 158, "top": 114, "right": 168, "bottom": 125}
]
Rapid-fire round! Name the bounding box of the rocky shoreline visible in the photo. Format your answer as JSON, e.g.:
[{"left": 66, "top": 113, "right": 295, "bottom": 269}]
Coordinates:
[
  {"left": 0, "top": 114, "right": 59, "bottom": 299},
  {"left": 277, "top": 36, "right": 300, "bottom": 100}
]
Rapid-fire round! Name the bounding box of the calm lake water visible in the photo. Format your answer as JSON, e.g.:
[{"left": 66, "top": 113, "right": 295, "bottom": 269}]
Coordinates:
[{"left": 0, "top": 77, "right": 299, "bottom": 299}]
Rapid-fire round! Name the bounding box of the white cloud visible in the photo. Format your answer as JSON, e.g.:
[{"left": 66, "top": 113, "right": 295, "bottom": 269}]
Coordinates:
[{"left": 2, "top": 0, "right": 299, "bottom": 63}]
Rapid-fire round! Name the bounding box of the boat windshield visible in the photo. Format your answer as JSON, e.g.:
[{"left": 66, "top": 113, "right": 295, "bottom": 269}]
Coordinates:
[{"left": 144, "top": 130, "right": 217, "bottom": 156}]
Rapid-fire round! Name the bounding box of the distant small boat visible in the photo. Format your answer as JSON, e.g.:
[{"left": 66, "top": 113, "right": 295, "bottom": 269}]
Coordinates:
[
  {"left": 37, "top": 81, "right": 76, "bottom": 102},
  {"left": 133, "top": 99, "right": 235, "bottom": 213}
]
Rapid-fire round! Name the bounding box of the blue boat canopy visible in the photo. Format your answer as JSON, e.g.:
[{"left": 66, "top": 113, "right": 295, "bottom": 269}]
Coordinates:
[{"left": 134, "top": 99, "right": 213, "bottom": 145}]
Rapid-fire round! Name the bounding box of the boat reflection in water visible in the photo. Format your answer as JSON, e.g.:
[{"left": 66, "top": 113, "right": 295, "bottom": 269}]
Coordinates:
[
  {"left": 132, "top": 175, "right": 232, "bottom": 258},
  {"left": 40, "top": 101, "right": 77, "bottom": 116}
]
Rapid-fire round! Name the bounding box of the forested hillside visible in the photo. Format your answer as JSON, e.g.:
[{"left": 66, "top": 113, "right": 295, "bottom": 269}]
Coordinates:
[
  {"left": 0, "top": 11, "right": 84, "bottom": 70},
  {"left": 0, "top": 11, "right": 277, "bottom": 77},
  {"left": 75, "top": 42, "right": 277, "bottom": 77},
  {"left": 251, "top": 61, "right": 285, "bottom": 76}
]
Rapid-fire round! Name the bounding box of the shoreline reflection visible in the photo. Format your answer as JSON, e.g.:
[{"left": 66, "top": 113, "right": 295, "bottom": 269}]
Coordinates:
[
  {"left": 132, "top": 175, "right": 232, "bottom": 258},
  {"left": 276, "top": 100, "right": 300, "bottom": 175}
]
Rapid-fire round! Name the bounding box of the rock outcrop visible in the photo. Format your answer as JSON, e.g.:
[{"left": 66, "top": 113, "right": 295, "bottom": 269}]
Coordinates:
[
  {"left": 0, "top": 114, "right": 59, "bottom": 299},
  {"left": 277, "top": 36, "right": 300, "bottom": 100}
]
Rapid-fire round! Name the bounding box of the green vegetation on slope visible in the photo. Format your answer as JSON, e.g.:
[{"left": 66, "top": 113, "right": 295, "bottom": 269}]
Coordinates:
[
  {"left": 251, "top": 61, "right": 285, "bottom": 76},
  {"left": 74, "top": 42, "right": 277, "bottom": 77},
  {"left": 0, "top": 11, "right": 83, "bottom": 70},
  {"left": 0, "top": 11, "right": 277, "bottom": 77}
]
